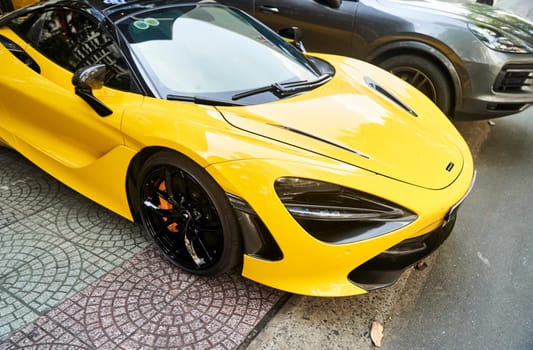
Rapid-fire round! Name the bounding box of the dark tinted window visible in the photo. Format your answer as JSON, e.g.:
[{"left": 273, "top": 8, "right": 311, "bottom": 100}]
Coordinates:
[{"left": 9, "top": 9, "right": 134, "bottom": 91}]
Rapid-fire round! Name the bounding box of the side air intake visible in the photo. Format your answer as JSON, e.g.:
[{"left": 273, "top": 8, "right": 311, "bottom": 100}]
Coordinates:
[{"left": 365, "top": 77, "right": 418, "bottom": 117}]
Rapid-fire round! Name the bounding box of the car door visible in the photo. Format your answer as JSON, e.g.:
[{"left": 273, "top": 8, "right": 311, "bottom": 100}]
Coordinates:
[
  {"left": 0, "top": 8, "right": 141, "bottom": 168},
  {"left": 229, "top": 0, "right": 359, "bottom": 56}
]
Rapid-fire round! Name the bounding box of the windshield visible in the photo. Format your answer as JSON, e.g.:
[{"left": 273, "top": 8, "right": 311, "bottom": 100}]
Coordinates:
[{"left": 117, "top": 4, "right": 320, "bottom": 102}]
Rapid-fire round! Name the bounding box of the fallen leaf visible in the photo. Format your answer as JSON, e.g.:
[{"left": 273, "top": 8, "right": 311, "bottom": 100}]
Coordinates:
[
  {"left": 370, "top": 320, "right": 384, "bottom": 347},
  {"left": 415, "top": 261, "right": 428, "bottom": 271}
]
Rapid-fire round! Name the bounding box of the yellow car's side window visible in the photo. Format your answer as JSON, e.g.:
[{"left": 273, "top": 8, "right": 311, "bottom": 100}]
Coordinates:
[{"left": 8, "top": 8, "right": 136, "bottom": 92}]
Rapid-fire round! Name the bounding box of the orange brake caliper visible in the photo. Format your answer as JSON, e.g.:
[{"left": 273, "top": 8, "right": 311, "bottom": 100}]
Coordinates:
[{"left": 158, "top": 181, "right": 180, "bottom": 233}]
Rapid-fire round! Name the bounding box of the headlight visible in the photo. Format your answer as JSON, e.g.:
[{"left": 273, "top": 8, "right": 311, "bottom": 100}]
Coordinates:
[
  {"left": 468, "top": 23, "right": 533, "bottom": 54},
  {"left": 274, "top": 177, "right": 417, "bottom": 244}
]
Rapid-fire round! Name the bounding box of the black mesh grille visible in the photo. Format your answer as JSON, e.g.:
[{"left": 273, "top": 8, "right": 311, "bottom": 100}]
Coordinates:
[{"left": 494, "top": 65, "right": 533, "bottom": 93}]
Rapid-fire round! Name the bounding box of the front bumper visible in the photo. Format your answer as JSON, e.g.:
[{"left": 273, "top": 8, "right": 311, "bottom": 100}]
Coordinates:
[
  {"left": 208, "top": 149, "right": 475, "bottom": 297},
  {"left": 455, "top": 57, "right": 533, "bottom": 120},
  {"left": 348, "top": 208, "right": 457, "bottom": 291}
]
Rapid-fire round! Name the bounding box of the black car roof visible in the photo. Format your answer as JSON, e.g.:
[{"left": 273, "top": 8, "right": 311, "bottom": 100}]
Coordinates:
[
  {"left": 0, "top": 0, "right": 205, "bottom": 24},
  {"left": 90, "top": 0, "right": 202, "bottom": 20}
]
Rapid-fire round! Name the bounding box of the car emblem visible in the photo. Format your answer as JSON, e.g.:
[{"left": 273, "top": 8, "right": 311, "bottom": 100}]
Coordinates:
[{"left": 446, "top": 162, "right": 455, "bottom": 172}]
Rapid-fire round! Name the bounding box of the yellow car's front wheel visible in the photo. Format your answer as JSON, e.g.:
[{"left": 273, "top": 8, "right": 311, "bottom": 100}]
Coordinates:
[{"left": 138, "top": 152, "right": 242, "bottom": 275}]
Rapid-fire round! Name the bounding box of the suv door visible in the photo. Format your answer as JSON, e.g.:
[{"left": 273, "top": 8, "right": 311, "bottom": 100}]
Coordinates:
[{"left": 222, "top": 0, "right": 358, "bottom": 56}]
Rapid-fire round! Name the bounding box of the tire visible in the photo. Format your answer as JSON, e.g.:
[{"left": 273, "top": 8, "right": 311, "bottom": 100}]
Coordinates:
[
  {"left": 379, "top": 54, "right": 452, "bottom": 115},
  {"left": 138, "top": 151, "right": 242, "bottom": 276}
]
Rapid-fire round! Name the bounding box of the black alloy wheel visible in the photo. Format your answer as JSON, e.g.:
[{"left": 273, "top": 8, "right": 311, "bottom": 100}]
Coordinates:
[
  {"left": 139, "top": 152, "right": 242, "bottom": 275},
  {"left": 380, "top": 54, "right": 452, "bottom": 116}
]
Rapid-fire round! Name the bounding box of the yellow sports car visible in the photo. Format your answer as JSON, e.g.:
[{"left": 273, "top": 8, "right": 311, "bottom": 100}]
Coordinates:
[{"left": 0, "top": 0, "right": 475, "bottom": 296}]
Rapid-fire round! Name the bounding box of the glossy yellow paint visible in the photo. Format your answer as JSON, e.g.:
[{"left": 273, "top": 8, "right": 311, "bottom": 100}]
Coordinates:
[
  {"left": 207, "top": 56, "right": 474, "bottom": 296},
  {"left": 0, "top": 27, "right": 474, "bottom": 296},
  {"left": 219, "top": 56, "right": 465, "bottom": 190},
  {"left": 11, "top": 0, "right": 36, "bottom": 9},
  {"left": 0, "top": 28, "right": 142, "bottom": 219},
  {"left": 210, "top": 155, "right": 472, "bottom": 296}
]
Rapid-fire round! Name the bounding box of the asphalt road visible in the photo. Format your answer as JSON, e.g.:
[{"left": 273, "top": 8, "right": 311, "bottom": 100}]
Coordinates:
[{"left": 382, "top": 108, "right": 533, "bottom": 349}]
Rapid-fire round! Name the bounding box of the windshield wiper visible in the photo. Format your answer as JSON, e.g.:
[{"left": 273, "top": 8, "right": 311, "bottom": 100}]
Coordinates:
[
  {"left": 231, "top": 73, "right": 332, "bottom": 101},
  {"left": 167, "top": 94, "right": 243, "bottom": 106}
]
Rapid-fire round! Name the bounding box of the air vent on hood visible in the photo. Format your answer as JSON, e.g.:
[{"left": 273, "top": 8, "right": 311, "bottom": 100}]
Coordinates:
[
  {"left": 365, "top": 77, "right": 418, "bottom": 117},
  {"left": 269, "top": 124, "right": 371, "bottom": 160}
]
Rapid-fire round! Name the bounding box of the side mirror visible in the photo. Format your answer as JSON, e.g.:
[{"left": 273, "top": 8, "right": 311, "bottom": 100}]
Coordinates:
[
  {"left": 315, "top": 0, "right": 342, "bottom": 9},
  {"left": 279, "top": 27, "right": 306, "bottom": 52},
  {"left": 72, "top": 64, "right": 112, "bottom": 117}
]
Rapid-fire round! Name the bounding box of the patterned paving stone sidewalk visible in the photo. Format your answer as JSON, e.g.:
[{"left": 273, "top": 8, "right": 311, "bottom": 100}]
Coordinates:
[{"left": 0, "top": 148, "right": 285, "bottom": 349}]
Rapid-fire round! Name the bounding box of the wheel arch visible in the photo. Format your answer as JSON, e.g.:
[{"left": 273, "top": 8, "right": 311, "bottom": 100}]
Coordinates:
[
  {"left": 126, "top": 146, "right": 180, "bottom": 222},
  {"left": 126, "top": 139, "right": 225, "bottom": 222},
  {"left": 367, "top": 40, "right": 463, "bottom": 117},
  {"left": 131, "top": 147, "right": 244, "bottom": 275},
  {"left": 125, "top": 146, "right": 282, "bottom": 266}
]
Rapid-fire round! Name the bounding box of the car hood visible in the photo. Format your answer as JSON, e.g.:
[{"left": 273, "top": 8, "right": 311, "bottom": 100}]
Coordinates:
[
  {"left": 383, "top": 0, "right": 533, "bottom": 45},
  {"left": 217, "top": 55, "right": 467, "bottom": 190}
]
